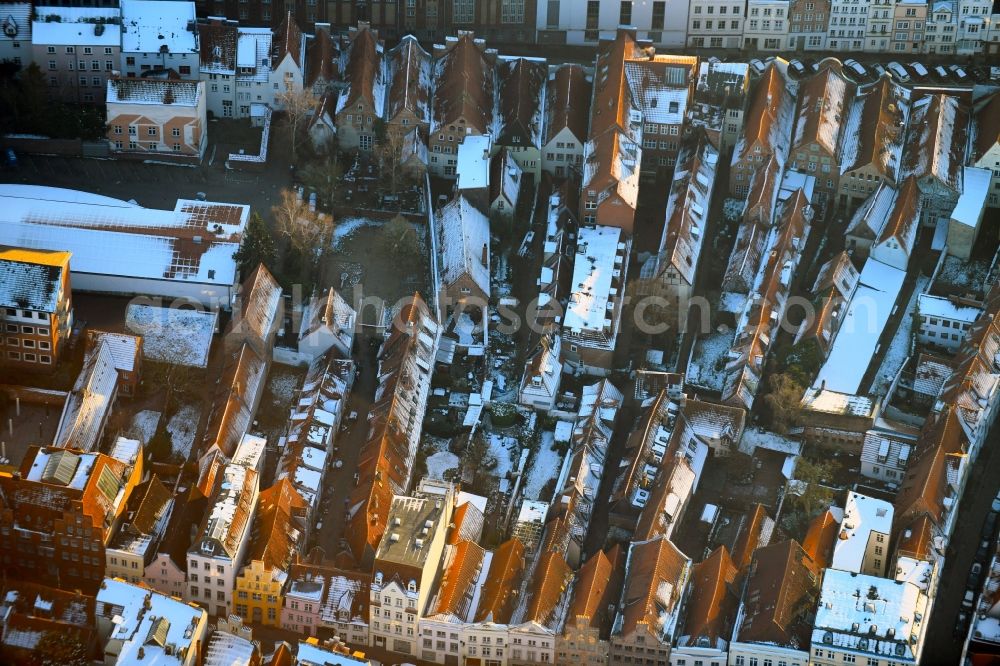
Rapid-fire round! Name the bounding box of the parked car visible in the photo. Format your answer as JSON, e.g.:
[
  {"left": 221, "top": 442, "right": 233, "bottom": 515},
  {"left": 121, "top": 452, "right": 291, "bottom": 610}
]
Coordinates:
[
  {"left": 955, "top": 610, "right": 970, "bottom": 638},
  {"left": 934, "top": 65, "right": 949, "bottom": 80},
  {"left": 749, "top": 58, "right": 767, "bottom": 76},
  {"left": 976, "top": 538, "right": 992, "bottom": 562},
  {"left": 909, "top": 61, "right": 929, "bottom": 80},
  {"left": 872, "top": 63, "right": 887, "bottom": 77},
  {"left": 969, "top": 562, "right": 984, "bottom": 589},
  {"left": 788, "top": 59, "right": 807, "bottom": 77},
  {"left": 887, "top": 61, "right": 911, "bottom": 82},
  {"left": 962, "top": 590, "right": 976, "bottom": 608},
  {"left": 983, "top": 510, "right": 999, "bottom": 540},
  {"left": 844, "top": 59, "right": 868, "bottom": 79}
]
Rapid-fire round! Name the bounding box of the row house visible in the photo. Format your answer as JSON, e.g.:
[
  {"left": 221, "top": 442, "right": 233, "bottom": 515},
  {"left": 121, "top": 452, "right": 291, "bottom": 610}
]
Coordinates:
[
  {"left": 0, "top": 582, "right": 97, "bottom": 665},
  {"left": 891, "top": 0, "right": 928, "bottom": 53},
  {"left": 344, "top": 294, "right": 439, "bottom": 570},
  {"left": 838, "top": 74, "right": 909, "bottom": 210},
  {"left": 827, "top": 0, "right": 870, "bottom": 50},
  {"left": 199, "top": 342, "right": 268, "bottom": 459},
  {"left": 429, "top": 33, "right": 496, "bottom": 177},
  {"left": 542, "top": 64, "right": 592, "bottom": 178},
  {"left": 104, "top": 474, "right": 174, "bottom": 584},
  {"left": 743, "top": 0, "right": 792, "bottom": 50},
  {"left": 0, "top": 247, "right": 72, "bottom": 372},
  {"left": 557, "top": 545, "right": 625, "bottom": 666},
  {"left": 369, "top": 484, "right": 453, "bottom": 656},
  {"left": 956, "top": 0, "right": 993, "bottom": 53},
  {"left": 519, "top": 332, "right": 563, "bottom": 411},
  {"left": 798, "top": 387, "right": 878, "bottom": 451},
  {"left": 829, "top": 490, "right": 893, "bottom": 576},
  {"left": 120, "top": 0, "right": 198, "bottom": 78},
  {"left": 31, "top": 6, "right": 121, "bottom": 104},
  {"left": 0, "top": 3, "right": 30, "bottom": 67},
  {"left": 537, "top": 0, "right": 687, "bottom": 48},
  {"left": 226, "top": 263, "right": 283, "bottom": 358},
  {"left": 688, "top": 61, "right": 750, "bottom": 153},
  {"left": 608, "top": 536, "right": 692, "bottom": 665},
  {"left": 788, "top": 0, "right": 830, "bottom": 49},
  {"left": 0, "top": 447, "right": 141, "bottom": 594},
  {"left": 859, "top": 425, "right": 918, "bottom": 484},
  {"left": 530, "top": 182, "right": 577, "bottom": 332},
  {"left": 972, "top": 91, "right": 1000, "bottom": 208},
  {"left": 186, "top": 461, "right": 259, "bottom": 618},
  {"left": 580, "top": 31, "right": 645, "bottom": 232},
  {"left": 493, "top": 57, "right": 547, "bottom": 177},
  {"left": 233, "top": 478, "right": 307, "bottom": 627},
  {"left": 626, "top": 54, "right": 697, "bottom": 173},
  {"left": 721, "top": 156, "right": 781, "bottom": 307},
  {"left": 916, "top": 293, "right": 981, "bottom": 351},
  {"left": 53, "top": 341, "right": 120, "bottom": 453},
  {"left": 866, "top": 0, "right": 895, "bottom": 51},
  {"left": 728, "top": 540, "right": 820, "bottom": 666},
  {"left": 297, "top": 287, "right": 357, "bottom": 361},
  {"left": 671, "top": 546, "right": 740, "bottom": 666},
  {"left": 561, "top": 224, "right": 630, "bottom": 376},
  {"left": 507, "top": 532, "right": 573, "bottom": 666},
  {"left": 721, "top": 189, "right": 812, "bottom": 411},
  {"left": 639, "top": 134, "right": 718, "bottom": 308},
  {"left": 334, "top": 26, "right": 384, "bottom": 152},
  {"left": 106, "top": 77, "right": 208, "bottom": 161},
  {"left": 899, "top": 92, "right": 969, "bottom": 224},
  {"left": 728, "top": 62, "right": 794, "bottom": 197},
  {"left": 84, "top": 331, "right": 142, "bottom": 397},
  {"left": 844, "top": 177, "right": 921, "bottom": 270},
  {"left": 436, "top": 195, "right": 490, "bottom": 331},
  {"left": 923, "top": 0, "right": 958, "bottom": 54},
  {"left": 305, "top": 23, "right": 337, "bottom": 98},
  {"left": 792, "top": 250, "right": 859, "bottom": 360},
  {"left": 266, "top": 11, "right": 306, "bottom": 108},
  {"left": 282, "top": 561, "right": 370, "bottom": 646},
  {"left": 201, "top": 0, "right": 322, "bottom": 31},
  {"left": 787, "top": 62, "right": 852, "bottom": 209},
  {"left": 198, "top": 19, "right": 277, "bottom": 120},
  {"left": 384, "top": 34, "right": 432, "bottom": 138},
  {"left": 686, "top": 0, "right": 745, "bottom": 48}
]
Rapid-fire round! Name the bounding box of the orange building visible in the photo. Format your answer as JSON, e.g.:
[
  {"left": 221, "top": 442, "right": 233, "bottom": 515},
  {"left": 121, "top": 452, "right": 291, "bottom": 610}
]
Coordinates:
[{"left": 0, "top": 246, "right": 73, "bottom": 372}]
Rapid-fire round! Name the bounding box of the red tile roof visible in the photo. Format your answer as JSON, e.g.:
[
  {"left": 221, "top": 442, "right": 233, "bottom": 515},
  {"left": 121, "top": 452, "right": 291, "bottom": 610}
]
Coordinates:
[
  {"left": 545, "top": 64, "right": 592, "bottom": 145},
  {"left": 474, "top": 538, "right": 526, "bottom": 624},
  {"left": 678, "top": 546, "right": 739, "bottom": 649}
]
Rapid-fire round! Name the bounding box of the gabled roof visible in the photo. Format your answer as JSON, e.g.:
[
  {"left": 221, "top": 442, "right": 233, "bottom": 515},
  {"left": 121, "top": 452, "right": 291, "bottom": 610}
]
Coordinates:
[
  {"left": 200, "top": 342, "right": 268, "bottom": 458},
  {"left": 522, "top": 549, "right": 573, "bottom": 629},
  {"left": 736, "top": 540, "right": 819, "bottom": 649},
  {"left": 229, "top": 263, "right": 282, "bottom": 350},
  {"left": 199, "top": 19, "right": 238, "bottom": 75},
  {"left": 246, "top": 478, "right": 307, "bottom": 574},
  {"left": 494, "top": 57, "right": 546, "bottom": 149},
  {"left": 475, "top": 538, "right": 526, "bottom": 624},
  {"left": 589, "top": 30, "right": 648, "bottom": 140},
  {"left": 305, "top": 25, "right": 336, "bottom": 89},
  {"left": 0, "top": 4, "right": 32, "bottom": 44},
  {"left": 581, "top": 129, "right": 641, "bottom": 209},
  {"left": 734, "top": 63, "right": 794, "bottom": 164},
  {"left": 0, "top": 246, "right": 69, "bottom": 313},
  {"left": 272, "top": 11, "right": 302, "bottom": 68},
  {"left": 893, "top": 405, "right": 965, "bottom": 530},
  {"left": 385, "top": 35, "right": 431, "bottom": 124},
  {"left": 127, "top": 474, "right": 173, "bottom": 536},
  {"left": 624, "top": 56, "right": 696, "bottom": 126},
  {"left": 900, "top": 93, "right": 968, "bottom": 192},
  {"left": 193, "top": 462, "right": 258, "bottom": 560},
  {"left": 54, "top": 340, "right": 120, "bottom": 452},
  {"left": 431, "top": 34, "right": 494, "bottom": 134},
  {"left": 801, "top": 508, "right": 842, "bottom": 570},
  {"left": 545, "top": 64, "right": 592, "bottom": 145},
  {"left": 893, "top": 514, "right": 935, "bottom": 562},
  {"left": 875, "top": 176, "right": 921, "bottom": 252},
  {"left": 438, "top": 196, "right": 490, "bottom": 295},
  {"left": 731, "top": 504, "right": 772, "bottom": 571},
  {"left": 841, "top": 75, "right": 908, "bottom": 180},
  {"left": 678, "top": 546, "right": 739, "bottom": 650},
  {"left": 792, "top": 64, "right": 851, "bottom": 156},
  {"left": 433, "top": 539, "right": 486, "bottom": 617},
  {"left": 335, "top": 27, "right": 384, "bottom": 118},
  {"left": 973, "top": 91, "right": 1000, "bottom": 162},
  {"left": 565, "top": 545, "right": 625, "bottom": 636},
  {"left": 614, "top": 537, "right": 690, "bottom": 642}
]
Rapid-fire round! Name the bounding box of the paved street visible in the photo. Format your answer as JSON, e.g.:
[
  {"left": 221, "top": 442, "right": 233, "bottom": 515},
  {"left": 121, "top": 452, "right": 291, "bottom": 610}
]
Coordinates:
[{"left": 923, "top": 416, "right": 1000, "bottom": 664}]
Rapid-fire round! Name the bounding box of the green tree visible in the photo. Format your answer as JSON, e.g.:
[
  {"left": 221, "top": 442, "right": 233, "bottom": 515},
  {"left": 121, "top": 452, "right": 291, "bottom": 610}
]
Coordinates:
[
  {"left": 790, "top": 457, "right": 836, "bottom": 519},
  {"left": 233, "top": 212, "right": 277, "bottom": 277},
  {"left": 35, "top": 630, "right": 90, "bottom": 666}
]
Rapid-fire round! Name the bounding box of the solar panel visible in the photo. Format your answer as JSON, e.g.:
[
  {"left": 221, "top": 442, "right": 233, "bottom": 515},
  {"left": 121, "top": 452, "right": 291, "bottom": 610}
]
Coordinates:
[{"left": 41, "top": 450, "right": 80, "bottom": 486}]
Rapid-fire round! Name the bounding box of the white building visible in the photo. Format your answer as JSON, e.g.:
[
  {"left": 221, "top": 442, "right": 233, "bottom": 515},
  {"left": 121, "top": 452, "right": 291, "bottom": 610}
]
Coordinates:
[
  {"left": 859, "top": 428, "right": 916, "bottom": 484},
  {"left": 120, "top": 0, "right": 199, "bottom": 77},
  {"left": 828, "top": 0, "right": 871, "bottom": 50},
  {"left": 831, "top": 491, "right": 894, "bottom": 577},
  {"left": 186, "top": 462, "right": 260, "bottom": 617},
  {"left": 541, "top": 64, "right": 591, "bottom": 179},
  {"left": 199, "top": 20, "right": 277, "bottom": 120},
  {"left": 744, "top": 0, "right": 792, "bottom": 49},
  {"left": 298, "top": 288, "right": 357, "bottom": 362},
  {"left": 0, "top": 185, "right": 249, "bottom": 308},
  {"left": 923, "top": 1, "right": 957, "bottom": 54},
  {"left": 96, "top": 577, "right": 209, "bottom": 666},
  {"left": 31, "top": 6, "right": 122, "bottom": 104},
  {"left": 972, "top": 93, "right": 1000, "bottom": 208},
  {"left": 810, "top": 569, "right": 929, "bottom": 666},
  {"left": 866, "top": 0, "right": 895, "bottom": 51},
  {"left": 536, "top": 0, "right": 689, "bottom": 48},
  {"left": 686, "top": 0, "right": 745, "bottom": 48},
  {"left": 916, "top": 293, "right": 981, "bottom": 351},
  {"left": 518, "top": 333, "right": 562, "bottom": 411},
  {"left": 0, "top": 3, "right": 30, "bottom": 67},
  {"left": 957, "top": 0, "right": 993, "bottom": 53}
]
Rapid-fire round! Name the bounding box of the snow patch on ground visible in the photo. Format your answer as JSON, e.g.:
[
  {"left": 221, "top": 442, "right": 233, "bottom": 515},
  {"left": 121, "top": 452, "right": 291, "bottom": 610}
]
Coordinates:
[
  {"left": 739, "top": 427, "right": 802, "bottom": 455},
  {"left": 130, "top": 410, "right": 161, "bottom": 445},
  {"left": 724, "top": 198, "right": 745, "bottom": 222},
  {"left": 688, "top": 330, "right": 734, "bottom": 392},
  {"left": 268, "top": 371, "right": 299, "bottom": 405},
  {"left": 332, "top": 217, "right": 380, "bottom": 248},
  {"left": 126, "top": 304, "right": 216, "bottom": 368},
  {"left": 524, "top": 431, "right": 561, "bottom": 501},
  {"left": 426, "top": 451, "right": 460, "bottom": 480},
  {"left": 487, "top": 433, "right": 518, "bottom": 478},
  {"left": 870, "top": 275, "right": 930, "bottom": 397},
  {"left": 936, "top": 255, "right": 990, "bottom": 297},
  {"left": 166, "top": 405, "right": 200, "bottom": 460}
]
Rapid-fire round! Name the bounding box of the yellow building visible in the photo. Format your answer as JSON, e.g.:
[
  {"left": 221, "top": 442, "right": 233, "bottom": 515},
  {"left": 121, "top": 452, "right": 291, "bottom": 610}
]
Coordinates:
[{"left": 234, "top": 478, "right": 307, "bottom": 626}]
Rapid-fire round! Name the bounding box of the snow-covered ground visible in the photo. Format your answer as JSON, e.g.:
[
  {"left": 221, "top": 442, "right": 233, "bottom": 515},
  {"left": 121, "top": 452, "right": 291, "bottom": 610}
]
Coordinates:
[
  {"left": 426, "top": 450, "right": 460, "bottom": 480},
  {"left": 268, "top": 371, "right": 299, "bottom": 406},
  {"left": 739, "top": 427, "right": 802, "bottom": 455},
  {"left": 130, "top": 410, "right": 161, "bottom": 445},
  {"left": 936, "top": 255, "right": 990, "bottom": 296},
  {"left": 332, "top": 217, "right": 380, "bottom": 249},
  {"left": 126, "top": 304, "right": 216, "bottom": 368},
  {"left": 166, "top": 404, "right": 200, "bottom": 460},
  {"left": 523, "top": 431, "right": 562, "bottom": 501},
  {"left": 687, "top": 329, "right": 734, "bottom": 392},
  {"left": 487, "top": 433, "right": 518, "bottom": 478},
  {"left": 870, "top": 274, "right": 930, "bottom": 397}
]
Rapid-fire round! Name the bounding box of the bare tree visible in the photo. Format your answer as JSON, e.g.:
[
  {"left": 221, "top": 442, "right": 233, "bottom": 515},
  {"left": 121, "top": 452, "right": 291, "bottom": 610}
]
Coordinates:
[
  {"left": 272, "top": 187, "right": 335, "bottom": 265},
  {"left": 276, "top": 88, "right": 319, "bottom": 162},
  {"left": 376, "top": 128, "right": 408, "bottom": 197}
]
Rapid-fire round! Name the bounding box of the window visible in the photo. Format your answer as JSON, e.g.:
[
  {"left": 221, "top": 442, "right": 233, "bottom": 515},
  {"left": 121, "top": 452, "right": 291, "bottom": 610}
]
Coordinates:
[
  {"left": 147, "top": 127, "right": 157, "bottom": 136},
  {"left": 453, "top": 0, "right": 475, "bottom": 22},
  {"left": 619, "top": 0, "right": 632, "bottom": 24},
  {"left": 126, "top": 56, "right": 135, "bottom": 66},
  {"left": 179, "top": 65, "right": 191, "bottom": 75},
  {"left": 47, "top": 46, "right": 55, "bottom": 54},
  {"left": 66, "top": 46, "right": 74, "bottom": 54},
  {"left": 501, "top": 0, "right": 525, "bottom": 23}
]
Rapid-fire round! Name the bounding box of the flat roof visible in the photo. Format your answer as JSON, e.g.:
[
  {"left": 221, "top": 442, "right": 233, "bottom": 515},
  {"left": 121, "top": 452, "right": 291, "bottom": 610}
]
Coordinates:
[
  {"left": 120, "top": 0, "right": 197, "bottom": 54},
  {"left": 564, "top": 225, "right": 624, "bottom": 333},
  {"left": 375, "top": 495, "right": 446, "bottom": 568},
  {"left": 32, "top": 7, "right": 121, "bottom": 47},
  {"left": 456, "top": 135, "right": 492, "bottom": 191}
]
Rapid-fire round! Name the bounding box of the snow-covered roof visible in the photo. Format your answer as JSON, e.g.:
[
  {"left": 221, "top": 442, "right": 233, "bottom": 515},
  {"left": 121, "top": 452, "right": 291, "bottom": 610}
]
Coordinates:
[
  {"left": 85, "top": 331, "right": 140, "bottom": 373},
  {"left": 335, "top": 27, "right": 385, "bottom": 119},
  {"left": 951, "top": 166, "right": 990, "bottom": 227},
  {"left": 232, "top": 433, "right": 266, "bottom": 471},
  {"left": 792, "top": 65, "right": 849, "bottom": 156},
  {"left": 120, "top": 0, "right": 197, "bottom": 55},
  {"left": 204, "top": 629, "right": 256, "bottom": 666},
  {"left": 0, "top": 4, "right": 31, "bottom": 43},
  {"left": 95, "top": 578, "right": 205, "bottom": 666},
  {"left": 107, "top": 78, "right": 201, "bottom": 106},
  {"left": 192, "top": 462, "right": 257, "bottom": 559},
  {"left": 581, "top": 130, "right": 641, "bottom": 209},
  {"left": 813, "top": 259, "right": 906, "bottom": 394},
  {"left": 385, "top": 35, "right": 431, "bottom": 124},
  {"left": 54, "top": 341, "right": 119, "bottom": 452},
  {"left": 801, "top": 388, "right": 876, "bottom": 417},
  {"left": 0, "top": 185, "right": 247, "bottom": 290},
  {"left": 456, "top": 134, "right": 492, "bottom": 191},
  {"left": 840, "top": 76, "right": 909, "bottom": 180},
  {"left": 236, "top": 27, "right": 272, "bottom": 83},
  {"left": 517, "top": 499, "right": 548, "bottom": 526},
  {"left": 624, "top": 59, "right": 693, "bottom": 126},
  {"left": 564, "top": 225, "right": 624, "bottom": 334},
  {"left": 125, "top": 304, "right": 216, "bottom": 368},
  {"left": 32, "top": 7, "right": 120, "bottom": 46},
  {"left": 494, "top": 57, "right": 546, "bottom": 149},
  {"left": 917, "top": 293, "right": 981, "bottom": 323},
  {"left": 437, "top": 195, "right": 490, "bottom": 296},
  {"left": 831, "top": 491, "right": 893, "bottom": 574},
  {"left": 0, "top": 247, "right": 68, "bottom": 314},
  {"left": 297, "top": 640, "right": 371, "bottom": 665},
  {"left": 900, "top": 93, "right": 967, "bottom": 192},
  {"left": 812, "top": 568, "right": 927, "bottom": 662}
]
